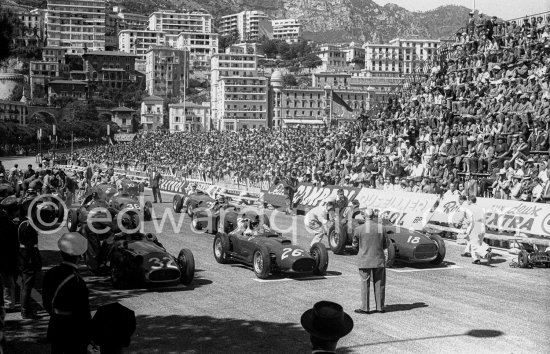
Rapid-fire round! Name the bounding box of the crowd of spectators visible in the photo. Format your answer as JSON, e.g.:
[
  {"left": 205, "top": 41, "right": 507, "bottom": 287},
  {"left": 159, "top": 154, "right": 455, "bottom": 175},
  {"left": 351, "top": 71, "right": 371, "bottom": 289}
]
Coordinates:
[{"left": 70, "top": 12, "right": 550, "bottom": 203}]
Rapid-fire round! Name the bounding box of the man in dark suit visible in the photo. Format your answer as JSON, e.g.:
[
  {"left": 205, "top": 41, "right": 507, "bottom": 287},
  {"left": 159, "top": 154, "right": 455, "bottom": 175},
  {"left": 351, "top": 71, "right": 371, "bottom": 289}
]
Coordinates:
[
  {"left": 42, "top": 233, "right": 91, "bottom": 354},
  {"left": 353, "top": 208, "right": 388, "bottom": 314},
  {"left": 149, "top": 167, "right": 163, "bottom": 203}
]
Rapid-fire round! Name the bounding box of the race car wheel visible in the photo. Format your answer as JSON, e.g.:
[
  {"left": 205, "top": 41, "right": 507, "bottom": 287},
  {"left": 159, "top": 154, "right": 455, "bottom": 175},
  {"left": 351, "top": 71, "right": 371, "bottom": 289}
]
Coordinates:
[
  {"left": 546, "top": 252, "right": 550, "bottom": 268},
  {"left": 213, "top": 234, "right": 230, "bottom": 264},
  {"left": 385, "top": 242, "right": 396, "bottom": 268},
  {"left": 328, "top": 226, "right": 347, "bottom": 255},
  {"left": 518, "top": 250, "right": 530, "bottom": 268},
  {"left": 186, "top": 200, "right": 194, "bottom": 217},
  {"left": 178, "top": 249, "right": 195, "bottom": 285},
  {"left": 253, "top": 245, "right": 271, "bottom": 279},
  {"left": 173, "top": 195, "right": 183, "bottom": 213},
  {"left": 67, "top": 209, "right": 78, "bottom": 232},
  {"left": 428, "top": 234, "right": 446, "bottom": 266},
  {"left": 144, "top": 201, "right": 153, "bottom": 221},
  {"left": 311, "top": 242, "right": 329, "bottom": 276},
  {"left": 192, "top": 213, "right": 203, "bottom": 231}
]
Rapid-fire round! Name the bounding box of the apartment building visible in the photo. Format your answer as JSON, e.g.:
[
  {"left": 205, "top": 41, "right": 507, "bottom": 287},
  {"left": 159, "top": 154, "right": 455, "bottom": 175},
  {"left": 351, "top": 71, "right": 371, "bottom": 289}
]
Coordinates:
[
  {"left": 82, "top": 51, "right": 138, "bottom": 90},
  {"left": 118, "top": 29, "right": 166, "bottom": 72},
  {"left": 29, "top": 47, "right": 69, "bottom": 99},
  {"left": 176, "top": 32, "right": 218, "bottom": 69},
  {"left": 210, "top": 46, "right": 268, "bottom": 131},
  {"left": 364, "top": 38, "right": 440, "bottom": 76},
  {"left": 218, "top": 11, "right": 268, "bottom": 42},
  {"left": 272, "top": 19, "right": 302, "bottom": 42},
  {"left": 316, "top": 45, "right": 347, "bottom": 72},
  {"left": 46, "top": 0, "right": 107, "bottom": 54},
  {"left": 140, "top": 95, "right": 164, "bottom": 131},
  {"left": 168, "top": 101, "right": 210, "bottom": 132},
  {"left": 148, "top": 10, "right": 213, "bottom": 46},
  {"left": 145, "top": 46, "right": 189, "bottom": 98}
]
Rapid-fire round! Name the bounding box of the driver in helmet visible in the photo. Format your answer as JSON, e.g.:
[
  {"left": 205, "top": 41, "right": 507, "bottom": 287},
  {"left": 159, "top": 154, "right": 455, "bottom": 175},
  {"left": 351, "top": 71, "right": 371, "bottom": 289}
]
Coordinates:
[
  {"left": 211, "top": 194, "right": 228, "bottom": 214},
  {"left": 188, "top": 182, "right": 199, "bottom": 195}
]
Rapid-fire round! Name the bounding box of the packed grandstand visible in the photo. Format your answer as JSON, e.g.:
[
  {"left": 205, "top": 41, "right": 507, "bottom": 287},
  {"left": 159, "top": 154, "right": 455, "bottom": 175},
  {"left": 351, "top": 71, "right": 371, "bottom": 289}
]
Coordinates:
[{"left": 9, "top": 13, "right": 550, "bottom": 203}]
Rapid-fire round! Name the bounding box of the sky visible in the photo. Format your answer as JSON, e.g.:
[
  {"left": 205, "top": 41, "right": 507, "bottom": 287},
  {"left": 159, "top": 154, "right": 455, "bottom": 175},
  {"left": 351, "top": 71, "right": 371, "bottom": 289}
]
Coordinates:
[{"left": 371, "top": 0, "right": 550, "bottom": 20}]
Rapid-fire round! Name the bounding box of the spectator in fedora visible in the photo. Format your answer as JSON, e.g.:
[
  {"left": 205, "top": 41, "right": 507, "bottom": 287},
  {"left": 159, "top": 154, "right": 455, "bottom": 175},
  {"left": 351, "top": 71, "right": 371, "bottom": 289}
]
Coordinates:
[
  {"left": 353, "top": 208, "right": 388, "bottom": 314},
  {"left": 301, "top": 301, "right": 354, "bottom": 353}
]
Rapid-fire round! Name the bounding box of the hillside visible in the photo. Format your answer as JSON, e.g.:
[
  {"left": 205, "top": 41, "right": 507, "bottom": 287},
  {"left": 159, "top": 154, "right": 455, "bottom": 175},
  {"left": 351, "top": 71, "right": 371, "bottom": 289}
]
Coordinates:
[{"left": 6, "top": 0, "right": 477, "bottom": 43}]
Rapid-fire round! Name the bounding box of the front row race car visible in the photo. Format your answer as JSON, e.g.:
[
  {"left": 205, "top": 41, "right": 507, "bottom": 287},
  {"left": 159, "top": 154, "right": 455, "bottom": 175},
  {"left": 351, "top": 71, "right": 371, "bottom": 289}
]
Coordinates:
[
  {"left": 90, "top": 179, "right": 153, "bottom": 221},
  {"left": 66, "top": 192, "right": 195, "bottom": 288},
  {"left": 328, "top": 208, "right": 446, "bottom": 267},
  {"left": 212, "top": 210, "right": 329, "bottom": 279}
]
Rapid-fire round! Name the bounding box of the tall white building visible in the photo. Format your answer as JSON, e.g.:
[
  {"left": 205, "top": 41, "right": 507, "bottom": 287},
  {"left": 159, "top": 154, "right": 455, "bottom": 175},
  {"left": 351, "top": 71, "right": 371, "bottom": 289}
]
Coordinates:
[
  {"left": 219, "top": 11, "right": 268, "bottom": 42},
  {"left": 211, "top": 46, "right": 268, "bottom": 131},
  {"left": 148, "top": 10, "right": 213, "bottom": 46},
  {"left": 316, "top": 45, "right": 347, "bottom": 72},
  {"left": 272, "top": 19, "right": 302, "bottom": 42},
  {"left": 176, "top": 32, "right": 218, "bottom": 69},
  {"left": 364, "top": 38, "right": 440, "bottom": 76},
  {"left": 46, "top": 0, "right": 107, "bottom": 54}
]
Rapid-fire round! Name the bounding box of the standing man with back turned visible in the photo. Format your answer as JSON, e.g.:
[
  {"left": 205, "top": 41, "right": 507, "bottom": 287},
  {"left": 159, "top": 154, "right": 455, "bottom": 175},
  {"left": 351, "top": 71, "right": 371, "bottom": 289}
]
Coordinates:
[
  {"left": 150, "top": 167, "right": 163, "bottom": 203},
  {"left": 353, "top": 208, "right": 388, "bottom": 314}
]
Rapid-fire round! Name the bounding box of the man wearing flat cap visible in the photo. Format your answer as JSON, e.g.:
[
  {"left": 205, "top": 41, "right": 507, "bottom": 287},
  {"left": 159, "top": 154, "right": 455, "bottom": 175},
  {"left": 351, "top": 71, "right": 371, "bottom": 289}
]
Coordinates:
[
  {"left": 42, "top": 233, "right": 91, "bottom": 354},
  {"left": 301, "top": 300, "right": 353, "bottom": 353}
]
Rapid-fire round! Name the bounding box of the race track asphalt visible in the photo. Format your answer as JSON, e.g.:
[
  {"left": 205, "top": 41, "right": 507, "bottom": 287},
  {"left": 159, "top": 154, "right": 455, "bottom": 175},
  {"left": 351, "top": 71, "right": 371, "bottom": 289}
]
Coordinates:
[{"left": 4, "top": 190, "right": 550, "bottom": 354}]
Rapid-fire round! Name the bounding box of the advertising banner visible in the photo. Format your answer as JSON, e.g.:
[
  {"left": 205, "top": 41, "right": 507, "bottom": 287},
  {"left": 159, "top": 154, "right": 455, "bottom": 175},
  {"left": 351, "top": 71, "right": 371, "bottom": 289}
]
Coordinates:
[
  {"left": 429, "top": 195, "right": 550, "bottom": 239},
  {"left": 354, "top": 188, "right": 439, "bottom": 230},
  {"left": 263, "top": 183, "right": 360, "bottom": 211}
]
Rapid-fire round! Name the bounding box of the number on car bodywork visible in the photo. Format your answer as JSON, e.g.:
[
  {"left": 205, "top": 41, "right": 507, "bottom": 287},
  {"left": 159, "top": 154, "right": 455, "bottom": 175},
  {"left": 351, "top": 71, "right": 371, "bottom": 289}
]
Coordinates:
[
  {"left": 148, "top": 256, "right": 177, "bottom": 269},
  {"left": 281, "top": 248, "right": 304, "bottom": 260},
  {"left": 407, "top": 236, "right": 420, "bottom": 244},
  {"left": 126, "top": 203, "right": 140, "bottom": 209}
]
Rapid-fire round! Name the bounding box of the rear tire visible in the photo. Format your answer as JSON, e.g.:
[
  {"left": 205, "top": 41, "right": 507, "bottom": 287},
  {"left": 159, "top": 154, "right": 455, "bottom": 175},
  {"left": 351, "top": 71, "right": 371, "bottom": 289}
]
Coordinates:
[
  {"left": 311, "top": 242, "right": 329, "bottom": 275},
  {"left": 178, "top": 249, "right": 195, "bottom": 285},
  {"left": 328, "top": 225, "right": 347, "bottom": 255},
  {"left": 385, "top": 242, "right": 396, "bottom": 268},
  {"left": 173, "top": 195, "right": 182, "bottom": 213},
  {"left": 253, "top": 245, "right": 271, "bottom": 279},
  {"left": 428, "top": 234, "right": 446, "bottom": 265},
  {"left": 213, "top": 234, "right": 230, "bottom": 264},
  {"left": 67, "top": 209, "right": 78, "bottom": 232},
  {"left": 518, "top": 250, "right": 530, "bottom": 268}
]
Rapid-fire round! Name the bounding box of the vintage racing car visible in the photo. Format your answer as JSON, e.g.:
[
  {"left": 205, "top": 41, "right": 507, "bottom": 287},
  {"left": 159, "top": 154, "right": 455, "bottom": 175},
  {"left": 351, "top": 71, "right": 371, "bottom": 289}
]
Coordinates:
[
  {"left": 212, "top": 210, "right": 329, "bottom": 279},
  {"left": 82, "top": 230, "right": 195, "bottom": 289},
  {"left": 328, "top": 208, "right": 446, "bottom": 267},
  {"left": 90, "top": 179, "right": 152, "bottom": 221},
  {"left": 173, "top": 189, "right": 215, "bottom": 217},
  {"left": 18, "top": 188, "right": 66, "bottom": 231},
  {"left": 66, "top": 192, "right": 140, "bottom": 233}
]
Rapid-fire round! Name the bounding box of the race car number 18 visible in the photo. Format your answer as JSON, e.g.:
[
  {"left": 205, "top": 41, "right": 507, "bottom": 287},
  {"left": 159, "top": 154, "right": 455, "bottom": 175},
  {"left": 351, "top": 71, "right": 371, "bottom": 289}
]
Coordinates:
[
  {"left": 407, "top": 236, "right": 420, "bottom": 244},
  {"left": 281, "top": 248, "right": 304, "bottom": 260}
]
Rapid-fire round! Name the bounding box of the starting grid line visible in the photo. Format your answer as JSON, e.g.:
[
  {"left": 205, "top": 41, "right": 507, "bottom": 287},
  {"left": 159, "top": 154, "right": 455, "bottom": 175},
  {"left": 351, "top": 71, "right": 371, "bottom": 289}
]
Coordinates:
[
  {"left": 387, "top": 264, "right": 462, "bottom": 273},
  {"left": 251, "top": 274, "right": 344, "bottom": 282}
]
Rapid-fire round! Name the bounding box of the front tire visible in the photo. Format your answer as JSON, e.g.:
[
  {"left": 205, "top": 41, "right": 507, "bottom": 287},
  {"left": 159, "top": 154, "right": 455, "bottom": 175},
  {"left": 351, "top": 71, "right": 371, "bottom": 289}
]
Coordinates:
[
  {"left": 178, "top": 249, "right": 195, "bottom": 285},
  {"left": 428, "top": 234, "right": 446, "bottom": 265},
  {"left": 518, "top": 250, "right": 530, "bottom": 268},
  {"left": 192, "top": 213, "right": 203, "bottom": 230},
  {"left": 213, "top": 234, "right": 230, "bottom": 264},
  {"left": 311, "top": 242, "right": 329, "bottom": 275},
  {"left": 328, "top": 225, "right": 347, "bottom": 255},
  {"left": 173, "top": 195, "right": 182, "bottom": 213},
  {"left": 253, "top": 245, "right": 271, "bottom": 279},
  {"left": 67, "top": 209, "right": 78, "bottom": 232}
]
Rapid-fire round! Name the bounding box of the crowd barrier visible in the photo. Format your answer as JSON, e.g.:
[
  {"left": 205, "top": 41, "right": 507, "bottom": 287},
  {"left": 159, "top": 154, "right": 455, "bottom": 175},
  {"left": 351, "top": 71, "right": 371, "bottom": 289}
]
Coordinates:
[{"left": 57, "top": 164, "right": 550, "bottom": 248}]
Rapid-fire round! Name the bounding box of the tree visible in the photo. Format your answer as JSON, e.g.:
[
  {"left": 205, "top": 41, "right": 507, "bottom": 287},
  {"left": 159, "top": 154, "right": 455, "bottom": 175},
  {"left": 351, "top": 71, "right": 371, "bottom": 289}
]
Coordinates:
[
  {"left": 219, "top": 28, "right": 240, "bottom": 51},
  {"left": 282, "top": 74, "right": 298, "bottom": 87},
  {"left": 301, "top": 53, "right": 323, "bottom": 70},
  {"left": 0, "top": 7, "right": 22, "bottom": 61}
]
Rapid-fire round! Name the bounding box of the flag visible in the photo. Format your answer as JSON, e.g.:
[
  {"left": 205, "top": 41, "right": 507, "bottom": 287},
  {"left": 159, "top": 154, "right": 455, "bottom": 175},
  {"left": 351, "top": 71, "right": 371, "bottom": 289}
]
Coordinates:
[{"left": 331, "top": 91, "right": 353, "bottom": 112}]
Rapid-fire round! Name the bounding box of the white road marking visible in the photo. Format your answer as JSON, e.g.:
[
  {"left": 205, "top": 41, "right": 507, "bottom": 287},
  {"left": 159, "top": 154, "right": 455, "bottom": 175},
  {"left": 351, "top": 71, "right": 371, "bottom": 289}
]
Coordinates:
[
  {"left": 387, "top": 264, "right": 461, "bottom": 273},
  {"left": 252, "top": 275, "right": 342, "bottom": 282}
]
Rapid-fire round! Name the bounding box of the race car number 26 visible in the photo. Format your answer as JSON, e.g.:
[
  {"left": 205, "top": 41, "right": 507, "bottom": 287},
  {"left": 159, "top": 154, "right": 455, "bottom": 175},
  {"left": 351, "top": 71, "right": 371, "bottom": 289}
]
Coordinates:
[
  {"left": 281, "top": 248, "right": 304, "bottom": 260},
  {"left": 149, "top": 256, "right": 177, "bottom": 269}
]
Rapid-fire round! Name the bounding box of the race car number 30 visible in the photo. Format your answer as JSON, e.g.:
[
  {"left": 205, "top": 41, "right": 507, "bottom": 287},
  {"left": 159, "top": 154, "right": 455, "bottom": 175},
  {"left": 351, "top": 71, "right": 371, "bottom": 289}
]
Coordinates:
[{"left": 281, "top": 248, "right": 304, "bottom": 260}]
